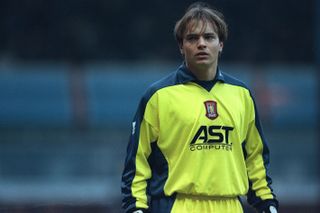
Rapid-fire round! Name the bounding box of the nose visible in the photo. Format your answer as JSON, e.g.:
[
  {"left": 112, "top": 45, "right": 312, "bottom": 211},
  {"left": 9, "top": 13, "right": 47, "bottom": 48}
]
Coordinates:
[{"left": 197, "top": 36, "right": 206, "bottom": 48}]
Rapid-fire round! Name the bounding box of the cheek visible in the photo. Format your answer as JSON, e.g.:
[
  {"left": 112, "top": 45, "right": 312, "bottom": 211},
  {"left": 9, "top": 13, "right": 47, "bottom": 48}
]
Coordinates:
[
  {"left": 211, "top": 43, "right": 223, "bottom": 54},
  {"left": 183, "top": 45, "right": 195, "bottom": 54}
]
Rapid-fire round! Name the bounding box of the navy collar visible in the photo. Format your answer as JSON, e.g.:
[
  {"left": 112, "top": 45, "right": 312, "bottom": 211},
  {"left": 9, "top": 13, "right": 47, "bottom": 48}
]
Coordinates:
[{"left": 176, "top": 62, "right": 225, "bottom": 84}]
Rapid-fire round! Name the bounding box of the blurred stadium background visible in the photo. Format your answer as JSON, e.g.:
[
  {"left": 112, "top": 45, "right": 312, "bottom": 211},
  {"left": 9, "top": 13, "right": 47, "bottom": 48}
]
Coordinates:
[{"left": 0, "top": 0, "right": 319, "bottom": 212}]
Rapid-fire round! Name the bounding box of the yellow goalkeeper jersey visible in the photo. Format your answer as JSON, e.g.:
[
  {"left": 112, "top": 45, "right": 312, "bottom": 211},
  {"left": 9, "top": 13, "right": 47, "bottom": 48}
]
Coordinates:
[{"left": 121, "top": 63, "right": 277, "bottom": 212}]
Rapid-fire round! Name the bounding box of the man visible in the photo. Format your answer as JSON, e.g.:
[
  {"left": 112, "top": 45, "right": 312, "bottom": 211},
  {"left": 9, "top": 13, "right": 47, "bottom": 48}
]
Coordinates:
[{"left": 121, "top": 2, "right": 279, "bottom": 213}]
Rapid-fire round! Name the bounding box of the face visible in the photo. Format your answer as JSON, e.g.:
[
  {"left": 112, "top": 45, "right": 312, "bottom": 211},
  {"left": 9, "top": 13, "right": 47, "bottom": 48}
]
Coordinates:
[{"left": 180, "top": 20, "right": 223, "bottom": 71}]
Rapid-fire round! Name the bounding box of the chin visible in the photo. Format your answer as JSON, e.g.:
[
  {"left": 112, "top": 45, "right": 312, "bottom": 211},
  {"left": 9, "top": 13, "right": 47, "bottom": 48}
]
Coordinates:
[{"left": 195, "top": 61, "right": 211, "bottom": 66}]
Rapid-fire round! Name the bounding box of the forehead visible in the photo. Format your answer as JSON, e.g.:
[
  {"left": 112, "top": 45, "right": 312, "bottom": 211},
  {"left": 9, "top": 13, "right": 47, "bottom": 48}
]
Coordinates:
[{"left": 185, "top": 19, "right": 218, "bottom": 35}]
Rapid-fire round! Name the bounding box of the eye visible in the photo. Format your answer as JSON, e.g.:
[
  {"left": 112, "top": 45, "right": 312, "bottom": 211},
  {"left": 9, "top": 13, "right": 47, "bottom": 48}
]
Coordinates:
[
  {"left": 185, "top": 35, "right": 199, "bottom": 42},
  {"left": 204, "top": 34, "right": 216, "bottom": 40}
]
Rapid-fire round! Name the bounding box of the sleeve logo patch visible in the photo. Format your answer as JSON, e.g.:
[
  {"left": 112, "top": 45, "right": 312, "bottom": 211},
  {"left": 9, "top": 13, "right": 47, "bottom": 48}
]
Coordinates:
[{"left": 132, "top": 121, "right": 136, "bottom": 135}]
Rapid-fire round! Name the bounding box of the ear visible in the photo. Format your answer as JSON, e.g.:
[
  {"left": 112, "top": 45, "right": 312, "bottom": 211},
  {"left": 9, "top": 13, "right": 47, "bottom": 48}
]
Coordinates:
[
  {"left": 179, "top": 44, "right": 184, "bottom": 55},
  {"left": 219, "top": 42, "right": 224, "bottom": 52}
]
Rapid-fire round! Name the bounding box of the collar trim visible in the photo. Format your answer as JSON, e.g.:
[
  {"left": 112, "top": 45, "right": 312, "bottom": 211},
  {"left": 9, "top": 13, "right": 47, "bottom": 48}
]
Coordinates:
[{"left": 177, "top": 63, "right": 225, "bottom": 84}]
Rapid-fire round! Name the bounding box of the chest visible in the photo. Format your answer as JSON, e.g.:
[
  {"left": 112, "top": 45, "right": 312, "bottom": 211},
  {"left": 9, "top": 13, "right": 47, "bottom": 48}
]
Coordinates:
[{"left": 157, "top": 82, "right": 247, "bottom": 128}]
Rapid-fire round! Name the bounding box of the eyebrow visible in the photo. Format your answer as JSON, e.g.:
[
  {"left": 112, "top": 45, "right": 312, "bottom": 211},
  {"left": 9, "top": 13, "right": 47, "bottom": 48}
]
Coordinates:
[{"left": 185, "top": 32, "right": 216, "bottom": 37}]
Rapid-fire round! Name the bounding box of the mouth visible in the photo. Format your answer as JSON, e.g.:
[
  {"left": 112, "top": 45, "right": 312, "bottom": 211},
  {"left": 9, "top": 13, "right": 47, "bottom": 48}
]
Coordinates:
[
  {"left": 195, "top": 52, "right": 209, "bottom": 57},
  {"left": 195, "top": 52, "right": 209, "bottom": 60}
]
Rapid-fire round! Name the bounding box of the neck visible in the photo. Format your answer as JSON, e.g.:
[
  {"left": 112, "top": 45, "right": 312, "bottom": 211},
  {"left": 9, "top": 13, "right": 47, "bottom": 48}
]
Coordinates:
[{"left": 187, "top": 62, "right": 218, "bottom": 81}]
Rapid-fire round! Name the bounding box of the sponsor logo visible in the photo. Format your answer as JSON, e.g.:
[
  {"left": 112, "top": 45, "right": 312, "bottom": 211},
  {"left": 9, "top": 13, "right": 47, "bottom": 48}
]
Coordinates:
[
  {"left": 190, "top": 143, "right": 232, "bottom": 151},
  {"left": 204, "top": 100, "right": 218, "bottom": 120},
  {"left": 190, "top": 125, "right": 234, "bottom": 151}
]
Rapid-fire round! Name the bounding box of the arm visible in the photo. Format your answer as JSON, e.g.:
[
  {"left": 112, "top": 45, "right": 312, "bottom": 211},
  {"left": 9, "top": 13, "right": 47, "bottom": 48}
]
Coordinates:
[
  {"left": 243, "top": 95, "right": 279, "bottom": 212},
  {"left": 121, "top": 95, "right": 159, "bottom": 213}
]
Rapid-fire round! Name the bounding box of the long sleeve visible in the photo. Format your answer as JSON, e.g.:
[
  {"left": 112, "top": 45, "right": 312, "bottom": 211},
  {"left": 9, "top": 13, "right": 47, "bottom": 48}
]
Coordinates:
[
  {"left": 243, "top": 95, "right": 279, "bottom": 212},
  {"left": 121, "top": 94, "right": 159, "bottom": 213}
]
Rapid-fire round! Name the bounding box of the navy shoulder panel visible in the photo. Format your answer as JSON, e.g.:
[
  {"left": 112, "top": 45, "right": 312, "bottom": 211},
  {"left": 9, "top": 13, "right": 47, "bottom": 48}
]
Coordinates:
[
  {"left": 141, "top": 71, "right": 179, "bottom": 105},
  {"left": 221, "top": 71, "right": 250, "bottom": 90}
]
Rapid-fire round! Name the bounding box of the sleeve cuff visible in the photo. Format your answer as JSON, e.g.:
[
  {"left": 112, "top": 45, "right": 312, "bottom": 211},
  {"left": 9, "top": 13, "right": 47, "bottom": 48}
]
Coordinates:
[
  {"left": 129, "top": 208, "right": 149, "bottom": 213},
  {"left": 254, "top": 199, "right": 279, "bottom": 212}
]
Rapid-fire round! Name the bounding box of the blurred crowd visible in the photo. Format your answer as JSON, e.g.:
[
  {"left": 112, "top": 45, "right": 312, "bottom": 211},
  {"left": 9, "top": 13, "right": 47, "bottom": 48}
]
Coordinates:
[{"left": 0, "top": 0, "right": 314, "bottom": 63}]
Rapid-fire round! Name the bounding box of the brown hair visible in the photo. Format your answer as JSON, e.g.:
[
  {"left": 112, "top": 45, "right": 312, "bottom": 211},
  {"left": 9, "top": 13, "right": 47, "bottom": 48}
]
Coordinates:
[{"left": 174, "top": 2, "right": 228, "bottom": 46}]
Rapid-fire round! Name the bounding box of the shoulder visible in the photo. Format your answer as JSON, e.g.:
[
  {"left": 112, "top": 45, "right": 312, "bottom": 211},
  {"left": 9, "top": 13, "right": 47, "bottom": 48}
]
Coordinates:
[
  {"left": 220, "top": 71, "right": 256, "bottom": 103},
  {"left": 220, "top": 71, "right": 250, "bottom": 90},
  {"left": 141, "top": 71, "right": 180, "bottom": 104},
  {"left": 136, "top": 71, "right": 180, "bottom": 116}
]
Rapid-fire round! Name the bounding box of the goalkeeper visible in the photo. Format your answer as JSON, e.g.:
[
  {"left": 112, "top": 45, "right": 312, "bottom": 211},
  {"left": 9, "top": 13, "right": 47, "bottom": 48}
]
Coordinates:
[{"left": 121, "top": 2, "right": 279, "bottom": 213}]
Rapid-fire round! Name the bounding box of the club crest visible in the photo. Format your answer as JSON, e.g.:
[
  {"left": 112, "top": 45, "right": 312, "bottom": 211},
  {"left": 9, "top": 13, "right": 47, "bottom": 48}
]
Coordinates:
[{"left": 204, "top": 100, "right": 218, "bottom": 120}]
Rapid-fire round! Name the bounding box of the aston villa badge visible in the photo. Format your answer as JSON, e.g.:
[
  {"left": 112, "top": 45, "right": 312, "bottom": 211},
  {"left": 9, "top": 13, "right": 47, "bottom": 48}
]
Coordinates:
[{"left": 204, "top": 100, "right": 218, "bottom": 120}]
